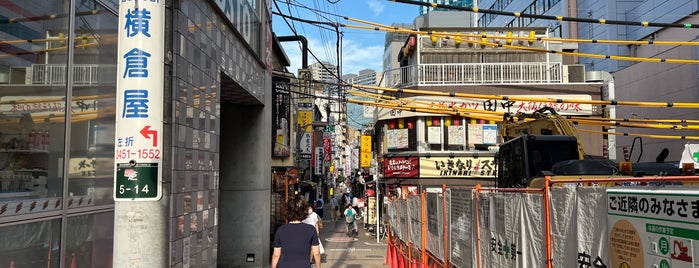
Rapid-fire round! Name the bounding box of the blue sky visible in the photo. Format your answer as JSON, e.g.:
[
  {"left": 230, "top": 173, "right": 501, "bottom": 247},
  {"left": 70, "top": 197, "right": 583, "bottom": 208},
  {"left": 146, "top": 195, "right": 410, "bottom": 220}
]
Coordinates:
[{"left": 272, "top": 0, "right": 419, "bottom": 76}]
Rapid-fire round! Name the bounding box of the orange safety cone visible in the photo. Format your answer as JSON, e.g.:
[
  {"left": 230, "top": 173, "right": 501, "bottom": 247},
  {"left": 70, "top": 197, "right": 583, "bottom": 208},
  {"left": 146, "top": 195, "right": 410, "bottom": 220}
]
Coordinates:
[
  {"left": 9, "top": 260, "right": 15, "bottom": 268},
  {"left": 397, "top": 250, "right": 405, "bottom": 268},
  {"left": 70, "top": 253, "right": 77, "bottom": 268},
  {"left": 391, "top": 244, "right": 399, "bottom": 268},
  {"left": 411, "top": 257, "right": 418, "bottom": 268},
  {"left": 385, "top": 242, "right": 394, "bottom": 266}
]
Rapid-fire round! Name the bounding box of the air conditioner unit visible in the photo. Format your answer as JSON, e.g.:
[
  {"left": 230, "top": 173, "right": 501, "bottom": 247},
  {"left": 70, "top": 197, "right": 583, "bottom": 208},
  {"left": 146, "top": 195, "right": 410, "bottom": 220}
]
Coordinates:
[{"left": 562, "top": 65, "right": 585, "bottom": 83}]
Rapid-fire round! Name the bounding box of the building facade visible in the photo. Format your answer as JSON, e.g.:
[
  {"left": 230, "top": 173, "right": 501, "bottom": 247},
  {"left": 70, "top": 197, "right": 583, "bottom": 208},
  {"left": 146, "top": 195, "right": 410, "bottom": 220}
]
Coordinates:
[
  {"left": 376, "top": 24, "right": 606, "bottom": 194},
  {"left": 0, "top": 0, "right": 279, "bottom": 267},
  {"left": 477, "top": 0, "right": 699, "bottom": 162}
]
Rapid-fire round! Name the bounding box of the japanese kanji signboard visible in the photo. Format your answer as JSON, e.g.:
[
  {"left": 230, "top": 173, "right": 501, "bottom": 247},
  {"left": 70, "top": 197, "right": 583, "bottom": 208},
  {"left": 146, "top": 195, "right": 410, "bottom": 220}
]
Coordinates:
[
  {"left": 114, "top": 0, "right": 164, "bottom": 201},
  {"left": 419, "top": 156, "right": 496, "bottom": 178},
  {"left": 607, "top": 189, "right": 699, "bottom": 268}
]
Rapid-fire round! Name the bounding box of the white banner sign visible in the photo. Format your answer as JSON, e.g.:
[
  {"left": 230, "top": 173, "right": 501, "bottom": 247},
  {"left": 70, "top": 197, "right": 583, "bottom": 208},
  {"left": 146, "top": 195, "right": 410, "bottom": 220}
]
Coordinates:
[
  {"left": 114, "top": 0, "right": 165, "bottom": 201},
  {"left": 377, "top": 95, "right": 594, "bottom": 120}
]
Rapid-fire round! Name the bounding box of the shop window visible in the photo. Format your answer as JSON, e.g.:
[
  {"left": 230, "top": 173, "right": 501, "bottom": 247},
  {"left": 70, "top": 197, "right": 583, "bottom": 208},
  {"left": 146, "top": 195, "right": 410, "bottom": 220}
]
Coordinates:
[
  {"left": 0, "top": 0, "right": 71, "bottom": 218},
  {"left": 68, "top": 1, "right": 118, "bottom": 207},
  {"left": 386, "top": 118, "right": 417, "bottom": 152},
  {"left": 65, "top": 212, "right": 114, "bottom": 267},
  {"left": 0, "top": 219, "right": 61, "bottom": 267}
]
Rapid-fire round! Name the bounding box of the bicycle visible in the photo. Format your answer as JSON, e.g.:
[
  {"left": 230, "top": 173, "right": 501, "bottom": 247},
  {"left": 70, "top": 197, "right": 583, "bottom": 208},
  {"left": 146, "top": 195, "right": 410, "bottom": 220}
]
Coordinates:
[{"left": 368, "top": 223, "right": 387, "bottom": 240}]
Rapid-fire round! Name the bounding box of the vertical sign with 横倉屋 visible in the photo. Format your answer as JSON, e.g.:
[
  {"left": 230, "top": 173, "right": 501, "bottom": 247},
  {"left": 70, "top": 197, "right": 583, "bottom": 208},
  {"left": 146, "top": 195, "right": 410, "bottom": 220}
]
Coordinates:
[{"left": 114, "top": 0, "right": 164, "bottom": 201}]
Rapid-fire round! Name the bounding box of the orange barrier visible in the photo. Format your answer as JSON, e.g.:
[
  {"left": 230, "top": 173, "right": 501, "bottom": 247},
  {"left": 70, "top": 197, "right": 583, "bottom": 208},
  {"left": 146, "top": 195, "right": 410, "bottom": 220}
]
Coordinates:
[
  {"left": 385, "top": 241, "right": 394, "bottom": 267},
  {"left": 70, "top": 253, "right": 77, "bottom": 268},
  {"left": 385, "top": 175, "right": 699, "bottom": 268}
]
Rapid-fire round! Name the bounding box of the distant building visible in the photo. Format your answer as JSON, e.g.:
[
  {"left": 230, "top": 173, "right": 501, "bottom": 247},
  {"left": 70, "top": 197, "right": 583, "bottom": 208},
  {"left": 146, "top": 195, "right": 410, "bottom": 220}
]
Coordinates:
[{"left": 309, "top": 61, "right": 339, "bottom": 83}]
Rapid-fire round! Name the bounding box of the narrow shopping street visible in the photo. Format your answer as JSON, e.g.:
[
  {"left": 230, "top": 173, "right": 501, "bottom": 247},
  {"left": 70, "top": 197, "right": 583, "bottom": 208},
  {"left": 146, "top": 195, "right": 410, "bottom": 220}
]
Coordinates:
[{"left": 317, "top": 209, "right": 388, "bottom": 268}]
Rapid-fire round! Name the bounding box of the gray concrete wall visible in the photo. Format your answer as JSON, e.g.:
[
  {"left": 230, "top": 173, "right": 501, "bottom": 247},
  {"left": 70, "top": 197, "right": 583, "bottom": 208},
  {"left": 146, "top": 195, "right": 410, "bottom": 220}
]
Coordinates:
[
  {"left": 613, "top": 15, "right": 699, "bottom": 162},
  {"left": 218, "top": 98, "right": 272, "bottom": 267}
]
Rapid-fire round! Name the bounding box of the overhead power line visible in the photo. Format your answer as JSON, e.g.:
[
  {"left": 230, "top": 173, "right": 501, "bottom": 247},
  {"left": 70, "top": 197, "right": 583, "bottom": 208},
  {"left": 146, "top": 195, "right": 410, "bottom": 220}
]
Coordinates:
[
  {"left": 345, "top": 17, "right": 699, "bottom": 46},
  {"left": 350, "top": 84, "right": 699, "bottom": 109},
  {"left": 389, "top": 0, "right": 699, "bottom": 29},
  {"left": 341, "top": 22, "right": 699, "bottom": 64}
]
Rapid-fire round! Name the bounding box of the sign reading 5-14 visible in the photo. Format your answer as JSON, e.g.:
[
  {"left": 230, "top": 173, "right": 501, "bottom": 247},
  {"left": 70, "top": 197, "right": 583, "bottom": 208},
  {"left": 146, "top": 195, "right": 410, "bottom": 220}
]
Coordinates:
[{"left": 114, "top": 0, "right": 164, "bottom": 201}]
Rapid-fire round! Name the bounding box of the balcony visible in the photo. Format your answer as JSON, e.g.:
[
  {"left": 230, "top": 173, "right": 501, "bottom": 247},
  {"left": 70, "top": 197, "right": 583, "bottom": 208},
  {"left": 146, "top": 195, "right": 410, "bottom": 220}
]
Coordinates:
[
  {"left": 2, "top": 64, "right": 115, "bottom": 85},
  {"left": 383, "top": 62, "right": 563, "bottom": 88}
]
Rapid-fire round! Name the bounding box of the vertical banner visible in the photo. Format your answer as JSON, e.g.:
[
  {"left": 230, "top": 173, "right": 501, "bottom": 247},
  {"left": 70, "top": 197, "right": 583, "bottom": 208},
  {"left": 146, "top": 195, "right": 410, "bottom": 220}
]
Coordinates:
[
  {"left": 272, "top": 76, "right": 290, "bottom": 157},
  {"left": 314, "top": 147, "right": 323, "bottom": 175},
  {"left": 297, "top": 109, "right": 313, "bottom": 159},
  {"left": 607, "top": 189, "right": 699, "bottom": 268},
  {"left": 360, "top": 135, "right": 372, "bottom": 168},
  {"left": 323, "top": 133, "right": 331, "bottom": 162},
  {"left": 114, "top": 0, "right": 165, "bottom": 201}
]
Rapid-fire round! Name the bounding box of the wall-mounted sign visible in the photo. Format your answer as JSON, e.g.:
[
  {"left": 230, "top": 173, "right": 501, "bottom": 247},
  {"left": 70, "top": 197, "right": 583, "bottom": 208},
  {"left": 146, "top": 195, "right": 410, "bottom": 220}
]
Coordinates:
[
  {"left": 384, "top": 156, "right": 418, "bottom": 178},
  {"left": 272, "top": 76, "right": 290, "bottom": 157},
  {"left": 419, "top": 156, "right": 496, "bottom": 178},
  {"left": 607, "top": 189, "right": 699, "bottom": 268},
  {"left": 361, "top": 135, "right": 372, "bottom": 168},
  {"left": 314, "top": 147, "right": 323, "bottom": 175},
  {"left": 377, "top": 95, "right": 594, "bottom": 120},
  {"left": 114, "top": 0, "right": 165, "bottom": 201}
]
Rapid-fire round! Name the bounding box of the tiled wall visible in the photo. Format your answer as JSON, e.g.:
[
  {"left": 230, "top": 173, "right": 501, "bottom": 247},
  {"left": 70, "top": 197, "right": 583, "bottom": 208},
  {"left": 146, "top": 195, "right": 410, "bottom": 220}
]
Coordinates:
[{"left": 170, "top": 0, "right": 266, "bottom": 267}]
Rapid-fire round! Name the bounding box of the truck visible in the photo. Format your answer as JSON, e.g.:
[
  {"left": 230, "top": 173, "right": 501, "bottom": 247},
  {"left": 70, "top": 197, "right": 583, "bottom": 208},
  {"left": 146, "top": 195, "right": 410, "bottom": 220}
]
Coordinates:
[{"left": 495, "top": 107, "right": 681, "bottom": 188}]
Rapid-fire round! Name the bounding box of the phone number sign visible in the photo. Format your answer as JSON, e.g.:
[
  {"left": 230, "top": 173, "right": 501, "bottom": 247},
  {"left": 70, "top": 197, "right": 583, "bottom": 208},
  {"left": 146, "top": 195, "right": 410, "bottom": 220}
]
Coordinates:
[
  {"left": 114, "top": 0, "right": 164, "bottom": 201},
  {"left": 115, "top": 162, "right": 159, "bottom": 199}
]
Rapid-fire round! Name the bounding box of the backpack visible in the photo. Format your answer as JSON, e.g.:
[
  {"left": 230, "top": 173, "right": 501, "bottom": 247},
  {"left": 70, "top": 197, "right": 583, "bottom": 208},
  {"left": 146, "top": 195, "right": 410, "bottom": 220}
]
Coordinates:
[{"left": 345, "top": 209, "right": 354, "bottom": 223}]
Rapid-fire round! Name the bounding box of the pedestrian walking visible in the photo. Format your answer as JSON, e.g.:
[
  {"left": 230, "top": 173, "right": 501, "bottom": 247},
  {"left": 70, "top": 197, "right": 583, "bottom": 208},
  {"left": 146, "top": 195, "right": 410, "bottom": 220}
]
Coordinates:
[
  {"left": 272, "top": 196, "right": 321, "bottom": 268},
  {"left": 329, "top": 196, "right": 338, "bottom": 222},
  {"left": 315, "top": 197, "right": 324, "bottom": 219},
  {"left": 303, "top": 205, "right": 325, "bottom": 264}
]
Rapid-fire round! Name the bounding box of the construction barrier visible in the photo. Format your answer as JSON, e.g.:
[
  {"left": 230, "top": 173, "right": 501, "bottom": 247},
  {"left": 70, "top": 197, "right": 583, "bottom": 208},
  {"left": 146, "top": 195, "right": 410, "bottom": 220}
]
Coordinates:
[{"left": 386, "top": 176, "right": 699, "bottom": 268}]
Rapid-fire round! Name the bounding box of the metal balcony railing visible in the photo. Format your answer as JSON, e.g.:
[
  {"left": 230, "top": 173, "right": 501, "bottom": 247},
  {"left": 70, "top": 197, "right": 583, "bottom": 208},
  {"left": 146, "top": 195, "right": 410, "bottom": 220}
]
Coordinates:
[
  {"left": 384, "top": 62, "right": 563, "bottom": 88},
  {"left": 30, "top": 64, "right": 113, "bottom": 85}
]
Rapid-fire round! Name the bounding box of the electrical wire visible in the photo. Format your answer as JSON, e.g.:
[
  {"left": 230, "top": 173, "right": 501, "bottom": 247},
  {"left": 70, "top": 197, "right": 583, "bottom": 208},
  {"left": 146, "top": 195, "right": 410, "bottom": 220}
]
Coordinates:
[
  {"left": 341, "top": 23, "right": 699, "bottom": 64},
  {"left": 389, "top": 0, "right": 699, "bottom": 29}
]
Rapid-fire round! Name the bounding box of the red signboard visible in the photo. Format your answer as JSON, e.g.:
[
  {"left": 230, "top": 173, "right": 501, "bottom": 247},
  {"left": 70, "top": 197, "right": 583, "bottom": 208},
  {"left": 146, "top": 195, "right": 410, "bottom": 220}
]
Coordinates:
[
  {"left": 323, "top": 134, "right": 331, "bottom": 162},
  {"left": 384, "top": 156, "right": 419, "bottom": 178}
]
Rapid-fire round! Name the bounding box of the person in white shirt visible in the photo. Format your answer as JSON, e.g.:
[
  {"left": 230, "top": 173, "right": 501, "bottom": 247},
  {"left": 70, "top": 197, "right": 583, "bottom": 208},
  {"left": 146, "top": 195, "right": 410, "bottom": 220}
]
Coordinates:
[{"left": 303, "top": 206, "right": 324, "bottom": 263}]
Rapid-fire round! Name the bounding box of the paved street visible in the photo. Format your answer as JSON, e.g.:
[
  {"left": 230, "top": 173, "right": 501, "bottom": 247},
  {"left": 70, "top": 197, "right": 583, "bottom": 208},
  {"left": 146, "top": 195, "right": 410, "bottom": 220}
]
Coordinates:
[{"left": 318, "top": 212, "right": 388, "bottom": 268}]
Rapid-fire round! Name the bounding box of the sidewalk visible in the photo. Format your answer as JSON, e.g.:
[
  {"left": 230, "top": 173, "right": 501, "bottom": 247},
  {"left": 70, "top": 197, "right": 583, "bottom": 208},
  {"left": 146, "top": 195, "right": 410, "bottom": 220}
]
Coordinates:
[{"left": 317, "top": 207, "right": 388, "bottom": 268}]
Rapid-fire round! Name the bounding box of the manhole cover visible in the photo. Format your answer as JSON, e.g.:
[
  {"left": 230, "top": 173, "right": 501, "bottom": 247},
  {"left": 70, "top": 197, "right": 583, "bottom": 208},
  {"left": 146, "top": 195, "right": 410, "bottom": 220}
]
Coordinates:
[{"left": 325, "top": 237, "right": 358, "bottom": 242}]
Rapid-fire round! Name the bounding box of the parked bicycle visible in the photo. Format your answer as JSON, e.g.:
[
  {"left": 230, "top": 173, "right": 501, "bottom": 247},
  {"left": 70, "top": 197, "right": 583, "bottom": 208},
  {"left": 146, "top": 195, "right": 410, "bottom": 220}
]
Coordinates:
[{"left": 367, "top": 223, "right": 387, "bottom": 240}]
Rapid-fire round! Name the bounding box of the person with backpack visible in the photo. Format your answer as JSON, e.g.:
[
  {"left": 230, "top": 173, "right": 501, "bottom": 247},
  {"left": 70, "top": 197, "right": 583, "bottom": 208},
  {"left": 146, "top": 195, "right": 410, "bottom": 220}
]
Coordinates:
[{"left": 343, "top": 204, "right": 358, "bottom": 237}]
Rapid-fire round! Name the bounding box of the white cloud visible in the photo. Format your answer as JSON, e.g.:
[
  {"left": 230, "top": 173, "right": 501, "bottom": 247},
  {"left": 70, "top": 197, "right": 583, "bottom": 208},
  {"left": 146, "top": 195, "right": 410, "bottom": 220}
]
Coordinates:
[
  {"left": 367, "top": 0, "right": 385, "bottom": 17},
  {"left": 341, "top": 39, "right": 383, "bottom": 74}
]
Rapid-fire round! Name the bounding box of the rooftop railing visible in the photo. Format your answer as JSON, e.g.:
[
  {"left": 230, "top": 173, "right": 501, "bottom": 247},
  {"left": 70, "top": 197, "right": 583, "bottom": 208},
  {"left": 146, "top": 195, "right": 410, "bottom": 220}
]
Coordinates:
[
  {"left": 384, "top": 62, "right": 563, "bottom": 88},
  {"left": 28, "top": 64, "right": 115, "bottom": 85}
]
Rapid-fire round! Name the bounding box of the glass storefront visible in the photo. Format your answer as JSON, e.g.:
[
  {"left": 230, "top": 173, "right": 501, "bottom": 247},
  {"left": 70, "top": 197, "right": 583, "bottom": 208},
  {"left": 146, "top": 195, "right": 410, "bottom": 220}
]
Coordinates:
[{"left": 0, "top": 0, "right": 116, "bottom": 266}]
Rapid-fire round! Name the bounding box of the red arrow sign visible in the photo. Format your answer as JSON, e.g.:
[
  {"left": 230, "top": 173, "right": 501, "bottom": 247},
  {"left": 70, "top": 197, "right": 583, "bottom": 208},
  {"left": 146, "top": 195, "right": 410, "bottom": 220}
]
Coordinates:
[{"left": 140, "top": 125, "right": 157, "bottom": 147}]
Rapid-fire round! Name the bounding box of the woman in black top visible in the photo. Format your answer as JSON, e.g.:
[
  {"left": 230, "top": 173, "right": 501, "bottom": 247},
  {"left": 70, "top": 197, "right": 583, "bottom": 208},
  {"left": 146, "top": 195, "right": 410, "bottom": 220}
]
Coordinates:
[{"left": 272, "top": 195, "right": 321, "bottom": 268}]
